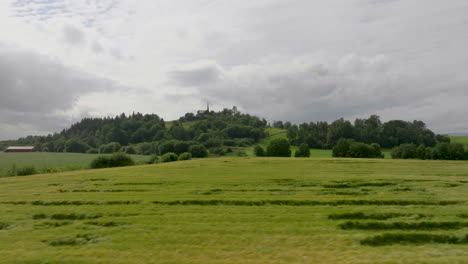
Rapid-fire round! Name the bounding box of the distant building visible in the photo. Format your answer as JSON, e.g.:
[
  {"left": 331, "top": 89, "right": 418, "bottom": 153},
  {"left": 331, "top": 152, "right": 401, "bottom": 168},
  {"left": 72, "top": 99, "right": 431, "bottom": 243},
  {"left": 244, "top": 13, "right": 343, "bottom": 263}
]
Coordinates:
[
  {"left": 197, "top": 103, "right": 210, "bottom": 115},
  {"left": 4, "top": 146, "right": 36, "bottom": 153}
]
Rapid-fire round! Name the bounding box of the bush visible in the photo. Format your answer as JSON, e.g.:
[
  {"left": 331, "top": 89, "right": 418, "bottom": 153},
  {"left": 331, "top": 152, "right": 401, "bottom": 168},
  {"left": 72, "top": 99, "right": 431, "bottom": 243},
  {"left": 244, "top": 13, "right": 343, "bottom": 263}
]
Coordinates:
[
  {"left": 267, "top": 138, "right": 291, "bottom": 157},
  {"left": 161, "top": 152, "right": 178, "bottom": 162},
  {"left": 294, "top": 143, "right": 310, "bottom": 157},
  {"left": 90, "top": 153, "right": 135, "bottom": 169},
  {"left": 174, "top": 142, "right": 190, "bottom": 155},
  {"left": 392, "top": 142, "right": 467, "bottom": 160},
  {"left": 65, "top": 139, "right": 90, "bottom": 153},
  {"left": 124, "top": 146, "right": 137, "bottom": 155},
  {"left": 189, "top": 145, "right": 208, "bottom": 158},
  {"left": 333, "top": 139, "right": 383, "bottom": 158},
  {"left": 16, "top": 166, "right": 38, "bottom": 176},
  {"left": 99, "top": 142, "right": 121, "bottom": 154},
  {"left": 254, "top": 145, "right": 265, "bottom": 157},
  {"left": 211, "top": 147, "right": 226, "bottom": 156},
  {"left": 178, "top": 152, "right": 192, "bottom": 161},
  {"left": 332, "top": 139, "right": 354, "bottom": 157},
  {"left": 147, "top": 155, "right": 160, "bottom": 164},
  {"left": 136, "top": 142, "right": 158, "bottom": 155},
  {"left": 86, "top": 148, "right": 99, "bottom": 154},
  {"left": 158, "top": 141, "right": 176, "bottom": 155},
  {"left": 203, "top": 138, "right": 223, "bottom": 148},
  {"left": 223, "top": 140, "right": 236, "bottom": 146}
]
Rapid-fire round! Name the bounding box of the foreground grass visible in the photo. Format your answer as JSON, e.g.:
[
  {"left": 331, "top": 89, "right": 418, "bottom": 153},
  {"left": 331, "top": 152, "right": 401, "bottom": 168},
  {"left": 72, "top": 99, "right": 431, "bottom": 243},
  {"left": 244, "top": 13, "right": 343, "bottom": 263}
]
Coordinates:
[{"left": 0, "top": 157, "right": 467, "bottom": 263}]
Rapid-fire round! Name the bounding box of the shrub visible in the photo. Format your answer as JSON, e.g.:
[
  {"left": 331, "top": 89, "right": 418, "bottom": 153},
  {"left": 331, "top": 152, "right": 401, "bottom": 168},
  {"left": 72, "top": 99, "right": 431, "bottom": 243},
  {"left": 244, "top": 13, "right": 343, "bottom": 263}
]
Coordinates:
[
  {"left": 211, "top": 147, "right": 226, "bottom": 156},
  {"left": 86, "top": 148, "right": 99, "bottom": 154},
  {"left": 65, "top": 138, "right": 90, "bottom": 153},
  {"left": 266, "top": 138, "right": 291, "bottom": 157},
  {"left": 99, "top": 142, "right": 122, "bottom": 154},
  {"left": 332, "top": 139, "right": 354, "bottom": 157},
  {"left": 17, "top": 166, "right": 38, "bottom": 176},
  {"left": 90, "top": 153, "right": 135, "bottom": 169},
  {"left": 254, "top": 145, "right": 265, "bottom": 157},
  {"left": 174, "top": 142, "right": 190, "bottom": 155},
  {"left": 108, "top": 153, "right": 135, "bottom": 167},
  {"left": 124, "top": 146, "right": 137, "bottom": 155},
  {"left": 294, "top": 143, "right": 311, "bottom": 157},
  {"left": 189, "top": 145, "right": 208, "bottom": 158},
  {"left": 178, "top": 152, "right": 192, "bottom": 161},
  {"left": 147, "top": 155, "right": 160, "bottom": 164},
  {"left": 416, "top": 144, "right": 426, "bottom": 159},
  {"left": 223, "top": 140, "right": 236, "bottom": 146},
  {"left": 235, "top": 138, "right": 255, "bottom": 147},
  {"left": 161, "top": 152, "right": 178, "bottom": 162},
  {"left": 203, "top": 138, "right": 223, "bottom": 148},
  {"left": 158, "top": 141, "right": 176, "bottom": 155},
  {"left": 333, "top": 139, "right": 382, "bottom": 158}
]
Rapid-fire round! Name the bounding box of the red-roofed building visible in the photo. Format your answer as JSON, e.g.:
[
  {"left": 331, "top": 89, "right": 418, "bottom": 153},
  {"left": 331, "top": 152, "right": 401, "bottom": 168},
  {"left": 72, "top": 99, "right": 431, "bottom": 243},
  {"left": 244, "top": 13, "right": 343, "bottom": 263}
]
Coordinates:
[{"left": 4, "top": 146, "right": 36, "bottom": 153}]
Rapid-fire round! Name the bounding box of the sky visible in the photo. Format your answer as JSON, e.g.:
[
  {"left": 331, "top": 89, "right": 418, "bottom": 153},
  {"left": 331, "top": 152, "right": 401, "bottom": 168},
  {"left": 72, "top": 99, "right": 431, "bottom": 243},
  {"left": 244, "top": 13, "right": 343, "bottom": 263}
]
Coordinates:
[{"left": 1, "top": 0, "right": 468, "bottom": 140}]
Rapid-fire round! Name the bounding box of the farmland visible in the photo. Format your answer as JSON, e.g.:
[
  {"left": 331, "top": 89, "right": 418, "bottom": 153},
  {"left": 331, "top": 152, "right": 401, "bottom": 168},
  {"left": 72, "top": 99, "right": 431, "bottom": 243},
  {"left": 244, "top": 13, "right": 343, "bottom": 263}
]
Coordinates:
[
  {"left": 0, "top": 157, "right": 467, "bottom": 263},
  {"left": 450, "top": 136, "right": 468, "bottom": 148},
  {"left": 0, "top": 152, "right": 150, "bottom": 176}
]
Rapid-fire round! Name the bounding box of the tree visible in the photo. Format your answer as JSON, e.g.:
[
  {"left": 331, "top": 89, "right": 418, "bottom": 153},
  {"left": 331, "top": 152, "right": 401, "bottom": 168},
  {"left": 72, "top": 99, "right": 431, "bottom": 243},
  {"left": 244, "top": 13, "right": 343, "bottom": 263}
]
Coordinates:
[
  {"left": 65, "top": 138, "right": 90, "bottom": 153},
  {"left": 332, "top": 139, "right": 354, "bottom": 157},
  {"left": 294, "top": 143, "right": 310, "bottom": 157},
  {"left": 253, "top": 145, "right": 265, "bottom": 157},
  {"left": 416, "top": 144, "right": 426, "bottom": 159},
  {"left": 189, "top": 145, "right": 208, "bottom": 158},
  {"left": 327, "top": 118, "right": 354, "bottom": 147},
  {"left": 266, "top": 138, "right": 291, "bottom": 157}
]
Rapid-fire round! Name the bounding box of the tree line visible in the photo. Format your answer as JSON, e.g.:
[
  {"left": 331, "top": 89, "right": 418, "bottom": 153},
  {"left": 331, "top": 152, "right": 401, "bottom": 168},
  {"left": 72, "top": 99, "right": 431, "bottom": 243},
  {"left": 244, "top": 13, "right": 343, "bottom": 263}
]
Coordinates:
[
  {"left": 283, "top": 115, "right": 449, "bottom": 149},
  {"left": 0, "top": 107, "right": 267, "bottom": 156}
]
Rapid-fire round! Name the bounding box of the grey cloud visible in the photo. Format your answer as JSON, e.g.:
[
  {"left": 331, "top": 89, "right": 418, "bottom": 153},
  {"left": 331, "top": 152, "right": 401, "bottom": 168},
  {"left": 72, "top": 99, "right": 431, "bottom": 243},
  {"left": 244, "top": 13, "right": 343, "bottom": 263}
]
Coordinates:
[
  {"left": 63, "top": 24, "right": 85, "bottom": 45},
  {"left": 170, "top": 54, "right": 468, "bottom": 133},
  {"left": 168, "top": 62, "right": 222, "bottom": 86},
  {"left": 0, "top": 47, "right": 121, "bottom": 140}
]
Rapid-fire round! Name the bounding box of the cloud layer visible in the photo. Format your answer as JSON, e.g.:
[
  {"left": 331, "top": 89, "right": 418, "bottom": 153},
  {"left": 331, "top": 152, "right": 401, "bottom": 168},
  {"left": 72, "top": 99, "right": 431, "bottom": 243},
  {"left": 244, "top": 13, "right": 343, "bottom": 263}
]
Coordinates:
[{"left": 1, "top": 0, "right": 468, "bottom": 139}]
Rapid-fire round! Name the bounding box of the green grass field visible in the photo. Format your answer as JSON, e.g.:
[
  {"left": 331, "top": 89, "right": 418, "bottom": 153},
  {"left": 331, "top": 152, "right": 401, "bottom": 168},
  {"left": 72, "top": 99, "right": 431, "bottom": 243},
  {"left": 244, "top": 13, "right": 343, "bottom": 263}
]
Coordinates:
[
  {"left": 0, "top": 157, "right": 467, "bottom": 263},
  {"left": 0, "top": 152, "right": 150, "bottom": 176},
  {"left": 450, "top": 136, "right": 468, "bottom": 148}
]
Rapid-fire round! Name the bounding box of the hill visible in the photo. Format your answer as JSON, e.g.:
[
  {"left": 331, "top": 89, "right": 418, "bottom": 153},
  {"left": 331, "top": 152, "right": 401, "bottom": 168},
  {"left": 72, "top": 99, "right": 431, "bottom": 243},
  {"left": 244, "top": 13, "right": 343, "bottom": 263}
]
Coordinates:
[
  {"left": 0, "top": 158, "right": 467, "bottom": 263},
  {"left": 449, "top": 136, "right": 468, "bottom": 148}
]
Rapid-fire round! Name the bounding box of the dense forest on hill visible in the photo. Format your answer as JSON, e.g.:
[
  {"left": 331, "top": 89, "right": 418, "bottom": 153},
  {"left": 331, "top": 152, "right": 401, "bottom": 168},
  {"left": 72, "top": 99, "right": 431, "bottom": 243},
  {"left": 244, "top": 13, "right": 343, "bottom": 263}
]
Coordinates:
[
  {"left": 0, "top": 108, "right": 450, "bottom": 156},
  {"left": 0, "top": 107, "right": 267, "bottom": 155}
]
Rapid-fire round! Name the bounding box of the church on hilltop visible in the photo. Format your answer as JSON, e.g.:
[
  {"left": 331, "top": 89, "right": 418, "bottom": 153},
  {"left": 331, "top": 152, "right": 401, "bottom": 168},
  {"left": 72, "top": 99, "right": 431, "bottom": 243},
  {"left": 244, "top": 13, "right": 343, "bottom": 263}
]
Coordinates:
[{"left": 197, "top": 103, "right": 210, "bottom": 115}]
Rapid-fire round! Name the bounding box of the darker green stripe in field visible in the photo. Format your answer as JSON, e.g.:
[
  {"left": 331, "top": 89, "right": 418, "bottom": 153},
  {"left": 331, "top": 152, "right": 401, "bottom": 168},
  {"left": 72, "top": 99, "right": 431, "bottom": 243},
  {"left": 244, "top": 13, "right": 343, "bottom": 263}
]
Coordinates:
[
  {"left": 339, "top": 221, "right": 468, "bottom": 230},
  {"left": 152, "top": 200, "right": 462, "bottom": 206},
  {"left": 361, "top": 233, "right": 468, "bottom": 246}
]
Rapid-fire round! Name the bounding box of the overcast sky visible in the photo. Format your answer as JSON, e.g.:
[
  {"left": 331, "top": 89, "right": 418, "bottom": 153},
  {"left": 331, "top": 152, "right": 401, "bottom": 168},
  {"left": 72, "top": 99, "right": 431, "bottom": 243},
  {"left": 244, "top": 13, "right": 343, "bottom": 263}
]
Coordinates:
[{"left": 1, "top": 0, "right": 468, "bottom": 140}]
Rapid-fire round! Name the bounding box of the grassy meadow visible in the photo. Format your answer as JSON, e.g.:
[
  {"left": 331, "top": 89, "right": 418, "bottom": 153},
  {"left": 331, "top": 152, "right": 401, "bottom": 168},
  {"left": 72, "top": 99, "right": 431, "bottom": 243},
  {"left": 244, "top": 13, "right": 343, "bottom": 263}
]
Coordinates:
[
  {"left": 450, "top": 136, "right": 468, "bottom": 148},
  {"left": 0, "top": 157, "right": 467, "bottom": 263},
  {"left": 0, "top": 152, "right": 150, "bottom": 176}
]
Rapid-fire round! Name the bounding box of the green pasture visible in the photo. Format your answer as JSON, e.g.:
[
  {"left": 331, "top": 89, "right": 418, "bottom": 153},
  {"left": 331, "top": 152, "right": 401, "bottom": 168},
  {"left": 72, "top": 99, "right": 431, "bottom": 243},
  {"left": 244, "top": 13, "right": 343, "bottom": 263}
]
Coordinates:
[
  {"left": 0, "top": 152, "right": 150, "bottom": 176},
  {"left": 0, "top": 157, "right": 467, "bottom": 263},
  {"left": 450, "top": 136, "right": 468, "bottom": 148}
]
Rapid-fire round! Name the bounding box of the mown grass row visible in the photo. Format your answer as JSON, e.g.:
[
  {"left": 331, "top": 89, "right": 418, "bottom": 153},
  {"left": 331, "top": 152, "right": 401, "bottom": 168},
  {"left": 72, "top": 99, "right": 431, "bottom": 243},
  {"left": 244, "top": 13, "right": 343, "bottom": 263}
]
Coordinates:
[
  {"left": 43, "top": 234, "right": 103, "bottom": 246},
  {"left": 33, "top": 213, "right": 103, "bottom": 220},
  {"left": 339, "top": 221, "right": 468, "bottom": 230},
  {"left": 58, "top": 189, "right": 150, "bottom": 193},
  {"left": 152, "top": 199, "right": 461, "bottom": 206},
  {"left": 323, "top": 182, "right": 396, "bottom": 188},
  {"left": 2, "top": 199, "right": 462, "bottom": 207},
  {"left": 328, "top": 212, "right": 428, "bottom": 220},
  {"left": 361, "top": 233, "right": 468, "bottom": 246}
]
